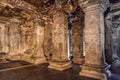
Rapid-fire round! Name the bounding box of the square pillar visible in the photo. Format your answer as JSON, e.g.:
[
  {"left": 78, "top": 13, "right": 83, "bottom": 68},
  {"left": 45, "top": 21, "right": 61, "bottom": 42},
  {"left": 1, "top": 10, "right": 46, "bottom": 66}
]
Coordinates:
[
  {"left": 105, "top": 5, "right": 120, "bottom": 65},
  {"left": 78, "top": 0, "right": 110, "bottom": 80},
  {"left": 34, "top": 20, "right": 47, "bottom": 64},
  {"left": 72, "top": 21, "right": 85, "bottom": 64},
  {"left": 48, "top": 11, "right": 71, "bottom": 71},
  {"left": 110, "top": 4, "right": 120, "bottom": 65}
]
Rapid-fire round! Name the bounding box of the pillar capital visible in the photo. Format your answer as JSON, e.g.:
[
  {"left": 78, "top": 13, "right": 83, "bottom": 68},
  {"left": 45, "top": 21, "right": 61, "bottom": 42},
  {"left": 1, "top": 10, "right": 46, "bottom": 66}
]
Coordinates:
[{"left": 78, "top": 0, "right": 110, "bottom": 12}]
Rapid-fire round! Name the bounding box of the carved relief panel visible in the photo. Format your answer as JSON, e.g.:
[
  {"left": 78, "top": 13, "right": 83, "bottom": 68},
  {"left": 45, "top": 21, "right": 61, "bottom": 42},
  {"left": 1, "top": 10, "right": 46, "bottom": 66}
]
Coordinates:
[
  {"left": 22, "top": 20, "right": 36, "bottom": 55},
  {"left": 35, "top": 21, "right": 45, "bottom": 57},
  {"left": 52, "top": 11, "right": 68, "bottom": 61},
  {"left": 0, "top": 23, "right": 9, "bottom": 53},
  {"left": 9, "top": 22, "right": 22, "bottom": 55}
]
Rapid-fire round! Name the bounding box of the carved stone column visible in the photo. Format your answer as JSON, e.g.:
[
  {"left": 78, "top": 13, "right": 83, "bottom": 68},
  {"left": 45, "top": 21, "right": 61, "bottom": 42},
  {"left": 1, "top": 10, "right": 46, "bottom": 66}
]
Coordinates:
[
  {"left": 78, "top": 0, "right": 110, "bottom": 79},
  {"left": 105, "top": 3, "right": 120, "bottom": 65},
  {"left": 0, "top": 22, "right": 9, "bottom": 54},
  {"left": 48, "top": 11, "right": 71, "bottom": 71},
  {"left": 0, "top": 18, "right": 9, "bottom": 62},
  {"left": 34, "top": 20, "right": 47, "bottom": 64},
  {"left": 9, "top": 21, "right": 22, "bottom": 60},
  {"left": 110, "top": 3, "right": 120, "bottom": 65},
  {"left": 105, "top": 13, "right": 112, "bottom": 64},
  {"left": 72, "top": 21, "right": 85, "bottom": 64},
  {"left": 111, "top": 18, "right": 120, "bottom": 64},
  {"left": 44, "top": 22, "right": 52, "bottom": 61},
  {"left": 117, "top": 26, "right": 120, "bottom": 57}
]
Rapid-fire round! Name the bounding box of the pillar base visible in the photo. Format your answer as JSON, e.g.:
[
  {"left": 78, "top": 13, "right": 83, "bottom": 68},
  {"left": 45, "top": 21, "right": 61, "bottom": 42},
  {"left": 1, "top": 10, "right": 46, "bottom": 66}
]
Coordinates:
[
  {"left": 34, "top": 57, "right": 47, "bottom": 64},
  {"left": 73, "top": 57, "right": 85, "bottom": 64},
  {"left": 79, "top": 64, "right": 110, "bottom": 80},
  {"left": 48, "top": 61, "right": 72, "bottom": 71},
  {"left": 5, "top": 55, "right": 21, "bottom": 60},
  {"left": 0, "top": 58, "right": 9, "bottom": 63}
]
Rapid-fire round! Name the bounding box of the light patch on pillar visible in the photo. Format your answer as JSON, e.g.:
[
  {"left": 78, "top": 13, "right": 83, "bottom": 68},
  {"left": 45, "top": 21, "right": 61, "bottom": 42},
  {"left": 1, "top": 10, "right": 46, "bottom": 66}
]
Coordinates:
[
  {"left": 83, "top": 27, "right": 85, "bottom": 56},
  {"left": 68, "top": 29, "right": 72, "bottom": 60}
]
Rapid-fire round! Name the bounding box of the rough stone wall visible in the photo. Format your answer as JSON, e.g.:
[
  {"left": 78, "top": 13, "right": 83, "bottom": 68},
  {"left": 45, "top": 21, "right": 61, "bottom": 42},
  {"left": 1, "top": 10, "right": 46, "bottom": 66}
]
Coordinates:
[
  {"left": 0, "top": 0, "right": 85, "bottom": 65},
  {"left": 5, "top": 17, "right": 38, "bottom": 62},
  {"left": 0, "top": 4, "right": 47, "bottom": 63}
]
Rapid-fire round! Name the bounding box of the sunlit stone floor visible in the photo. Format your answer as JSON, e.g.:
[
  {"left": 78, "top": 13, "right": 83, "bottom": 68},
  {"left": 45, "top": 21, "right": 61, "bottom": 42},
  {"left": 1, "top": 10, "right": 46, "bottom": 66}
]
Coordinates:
[{"left": 0, "top": 61, "right": 120, "bottom": 80}]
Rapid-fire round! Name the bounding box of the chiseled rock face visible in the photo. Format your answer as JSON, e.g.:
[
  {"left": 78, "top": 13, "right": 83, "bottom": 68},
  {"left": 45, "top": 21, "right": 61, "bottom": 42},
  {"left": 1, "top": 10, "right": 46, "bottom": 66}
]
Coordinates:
[{"left": 0, "top": 2, "right": 47, "bottom": 64}]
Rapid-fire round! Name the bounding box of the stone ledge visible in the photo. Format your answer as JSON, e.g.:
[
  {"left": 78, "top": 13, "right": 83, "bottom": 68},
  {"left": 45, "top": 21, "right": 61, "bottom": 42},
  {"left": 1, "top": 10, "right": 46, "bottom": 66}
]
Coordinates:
[
  {"left": 48, "top": 61, "right": 72, "bottom": 71},
  {"left": 79, "top": 64, "right": 108, "bottom": 80},
  {"left": 73, "top": 57, "right": 85, "bottom": 64},
  {"left": 80, "top": 69, "right": 107, "bottom": 80},
  {"left": 34, "top": 57, "right": 47, "bottom": 64}
]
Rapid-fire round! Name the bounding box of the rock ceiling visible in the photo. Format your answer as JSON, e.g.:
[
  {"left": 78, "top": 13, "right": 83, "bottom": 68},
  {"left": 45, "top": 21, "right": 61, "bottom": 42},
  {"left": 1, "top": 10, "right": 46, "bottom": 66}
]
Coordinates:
[
  {"left": 0, "top": 0, "right": 118, "bottom": 14},
  {"left": 23, "top": 0, "right": 120, "bottom": 7},
  {"left": 0, "top": 0, "right": 119, "bottom": 21}
]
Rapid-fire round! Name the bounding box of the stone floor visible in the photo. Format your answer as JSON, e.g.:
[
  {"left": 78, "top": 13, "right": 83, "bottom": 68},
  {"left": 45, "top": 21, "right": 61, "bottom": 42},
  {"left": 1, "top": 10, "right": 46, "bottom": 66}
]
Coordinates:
[
  {"left": 0, "top": 61, "right": 99, "bottom": 80},
  {"left": 108, "top": 64, "right": 120, "bottom": 80},
  {"left": 0, "top": 60, "right": 32, "bottom": 70},
  {"left": 0, "top": 61, "right": 120, "bottom": 80}
]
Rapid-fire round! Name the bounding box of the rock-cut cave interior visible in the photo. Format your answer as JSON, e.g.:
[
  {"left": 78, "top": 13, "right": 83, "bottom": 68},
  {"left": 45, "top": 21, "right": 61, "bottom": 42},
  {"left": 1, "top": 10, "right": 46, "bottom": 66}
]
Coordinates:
[{"left": 0, "top": 0, "right": 120, "bottom": 80}]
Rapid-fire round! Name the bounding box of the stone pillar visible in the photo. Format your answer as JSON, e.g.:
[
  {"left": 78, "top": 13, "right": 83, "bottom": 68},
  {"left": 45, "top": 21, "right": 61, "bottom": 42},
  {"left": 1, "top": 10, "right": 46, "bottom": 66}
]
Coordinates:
[
  {"left": 34, "top": 20, "right": 47, "bottom": 64},
  {"left": 105, "top": 13, "right": 113, "bottom": 64},
  {"left": 72, "top": 21, "right": 85, "bottom": 64},
  {"left": 44, "top": 22, "right": 52, "bottom": 61},
  {"left": 0, "top": 21, "right": 9, "bottom": 62},
  {"left": 79, "top": 0, "right": 110, "bottom": 79},
  {"left": 110, "top": 2, "right": 120, "bottom": 64},
  {"left": 0, "top": 23, "right": 9, "bottom": 53},
  {"left": 111, "top": 19, "right": 120, "bottom": 64},
  {"left": 9, "top": 22, "right": 22, "bottom": 60},
  {"left": 48, "top": 11, "right": 71, "bottom": 71},
  {"left": 105, "top": 8, "right": 120, "bottom": 65},
  {"left": 117, "top": 26, "right": 120, "bottom": 57}
]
